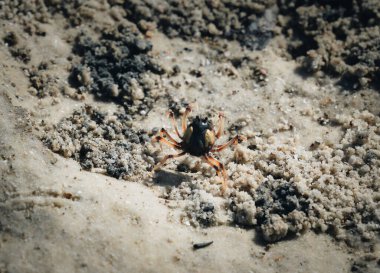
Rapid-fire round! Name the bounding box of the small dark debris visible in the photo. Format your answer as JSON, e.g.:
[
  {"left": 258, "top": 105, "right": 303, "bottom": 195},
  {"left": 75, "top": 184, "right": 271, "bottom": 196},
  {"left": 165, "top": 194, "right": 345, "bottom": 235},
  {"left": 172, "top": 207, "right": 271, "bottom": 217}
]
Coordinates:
[
  {"left": 62, "top": 192, "right": 73, "bottom": 199},
  {"left": 3, "top": 31, "right": 18, "bottom": 46},
  {"left": 193, "top": 241, "right": 213, "bottom": 250},
  {"left": 317, "top": 113, "right": 330, "bottom": 126},
  {"left": 190, "top": 69, "right": 203, "bottom": 78},
  {"left": 248, "top": 144, "right": 258, "bottom": 150},
  {"left": 172, "top": 65, "right": 181, "bottom": 75},
  {"left": 309, "top": 141, "right": 321, "bottom": 150}
]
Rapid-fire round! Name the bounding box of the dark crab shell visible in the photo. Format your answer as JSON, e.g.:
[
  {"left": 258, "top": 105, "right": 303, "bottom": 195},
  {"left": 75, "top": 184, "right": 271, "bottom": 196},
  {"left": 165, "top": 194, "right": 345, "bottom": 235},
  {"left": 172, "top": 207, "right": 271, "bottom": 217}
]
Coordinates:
[{"left": 182, "top": 116, "right": 215, "bottom": 156}]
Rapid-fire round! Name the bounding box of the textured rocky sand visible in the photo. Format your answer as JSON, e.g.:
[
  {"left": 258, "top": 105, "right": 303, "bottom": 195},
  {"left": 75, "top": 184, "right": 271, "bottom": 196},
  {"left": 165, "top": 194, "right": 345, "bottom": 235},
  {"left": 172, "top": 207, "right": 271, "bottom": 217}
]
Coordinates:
[{"left": 0, "top": 1, "right": 380, "bottom": 272}]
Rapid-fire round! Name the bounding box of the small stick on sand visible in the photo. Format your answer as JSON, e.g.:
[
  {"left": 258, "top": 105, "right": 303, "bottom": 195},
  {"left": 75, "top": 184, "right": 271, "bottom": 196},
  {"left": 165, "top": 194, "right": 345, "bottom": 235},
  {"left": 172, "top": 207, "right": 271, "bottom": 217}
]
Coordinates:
[{"left": 193, "top": 241, "right": 213, "bottom": 250}]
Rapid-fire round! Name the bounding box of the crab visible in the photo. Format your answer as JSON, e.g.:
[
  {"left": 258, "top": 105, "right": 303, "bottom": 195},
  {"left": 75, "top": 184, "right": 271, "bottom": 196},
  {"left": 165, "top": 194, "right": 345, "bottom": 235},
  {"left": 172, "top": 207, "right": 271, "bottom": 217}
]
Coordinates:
[{"left": 151, "top": 106, "right": 246, "bottom": 193}]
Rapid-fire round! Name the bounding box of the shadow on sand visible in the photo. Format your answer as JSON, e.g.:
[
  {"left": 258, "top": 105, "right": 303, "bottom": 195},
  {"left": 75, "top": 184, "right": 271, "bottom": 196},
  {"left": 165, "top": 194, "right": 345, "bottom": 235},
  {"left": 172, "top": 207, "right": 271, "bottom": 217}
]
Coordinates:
[{"left": 153, "top": 170, "right": 192, "bottom": 187}]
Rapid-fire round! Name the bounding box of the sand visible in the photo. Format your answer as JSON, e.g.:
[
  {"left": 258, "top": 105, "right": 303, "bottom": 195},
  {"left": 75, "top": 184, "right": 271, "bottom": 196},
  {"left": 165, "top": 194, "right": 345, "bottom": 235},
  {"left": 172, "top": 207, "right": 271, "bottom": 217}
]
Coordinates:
[{"left": 0, "top": 1, "right": 379, "bottom": 272}]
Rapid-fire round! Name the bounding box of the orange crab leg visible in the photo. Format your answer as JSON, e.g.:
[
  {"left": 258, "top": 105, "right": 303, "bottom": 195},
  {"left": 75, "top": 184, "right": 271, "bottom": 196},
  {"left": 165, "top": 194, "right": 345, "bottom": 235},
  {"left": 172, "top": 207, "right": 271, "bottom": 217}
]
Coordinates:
[
  {"left": 167, "top": 111, "right": 182, "bottom": 139},
  {"left": 215, "top": 112, "right": 225, "bottom": 139},
  {"left": 203, "top": 154, "right": 228, "bottom": 193},
  {"left": 181, "top": 105, "right": 192, "bottom": 133},
  {"left": 152, "top": 135, "right": 181, "bottom": 149},
  {"left": 159, "top": 128, "right": 181, "bottom": 145},
  {"left": 211, "top": 135, "right": 246, "bottom": 153},
  {"left": 152, "top": 151, "right": 186, "bottom": 172}
]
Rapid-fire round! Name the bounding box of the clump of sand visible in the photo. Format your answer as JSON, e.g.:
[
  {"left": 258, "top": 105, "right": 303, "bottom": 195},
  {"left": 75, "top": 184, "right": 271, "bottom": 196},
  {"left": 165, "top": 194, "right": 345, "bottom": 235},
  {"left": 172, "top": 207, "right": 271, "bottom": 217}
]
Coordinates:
[{"left": 43, "top": 105, "right": 151, "bottom": 179}]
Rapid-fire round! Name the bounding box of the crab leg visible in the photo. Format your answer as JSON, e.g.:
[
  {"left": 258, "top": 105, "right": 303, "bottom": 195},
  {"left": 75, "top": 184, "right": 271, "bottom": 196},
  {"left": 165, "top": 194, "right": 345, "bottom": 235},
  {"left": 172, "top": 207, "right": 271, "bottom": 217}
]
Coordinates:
[
  {"left": 167, "top": 111, "right": 182, "bottom": 139},
  {"left": 159, "top": 128, "right": 181, "bottom": 145},
  {"left": 152, "top": 151, "right": 186, "bottom": 172},
  {"left": 181, "top": 105, "right": 192, "bottom": 133},
  {"left": 211, "top": 135, "right": 246, "bottom": 153},
  {"left": 203, "top": 154, "right": 228, "bottom": 193},
  {"left": 215, "top": 112, "right": 225, "bottom": 139},
  {"left": 152, "top": 135, "right": 182, "bottom": 149}
]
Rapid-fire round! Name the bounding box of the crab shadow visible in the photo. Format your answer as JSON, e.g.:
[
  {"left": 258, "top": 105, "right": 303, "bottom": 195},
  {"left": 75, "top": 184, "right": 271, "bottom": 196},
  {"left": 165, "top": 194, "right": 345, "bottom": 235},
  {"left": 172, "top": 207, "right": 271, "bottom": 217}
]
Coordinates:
[{"left": 153, "top": 170, "right": 192, "bottom": 187}]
